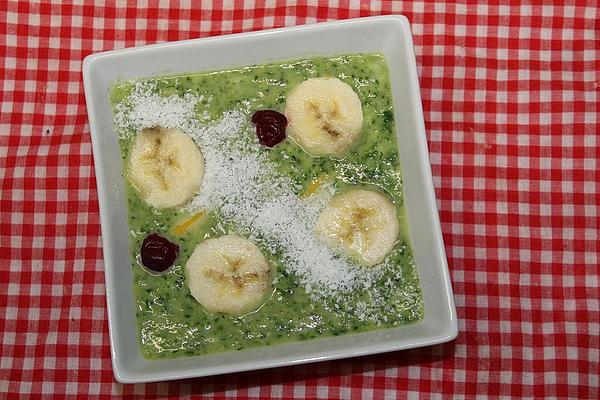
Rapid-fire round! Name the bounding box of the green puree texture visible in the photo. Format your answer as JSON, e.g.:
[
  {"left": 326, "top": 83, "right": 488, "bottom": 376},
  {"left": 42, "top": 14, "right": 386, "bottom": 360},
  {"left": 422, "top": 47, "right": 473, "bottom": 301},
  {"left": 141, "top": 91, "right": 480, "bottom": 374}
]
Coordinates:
[{"left": 114, "top": 54, "right": 424, "bottom": 359}]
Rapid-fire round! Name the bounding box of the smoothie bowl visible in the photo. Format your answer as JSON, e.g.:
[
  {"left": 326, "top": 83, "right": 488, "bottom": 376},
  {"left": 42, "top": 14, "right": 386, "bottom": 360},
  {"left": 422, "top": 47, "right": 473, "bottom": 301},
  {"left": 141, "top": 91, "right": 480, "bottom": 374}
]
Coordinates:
[{"left": 83, "top": 16, "right": 457, "bottom": 383}]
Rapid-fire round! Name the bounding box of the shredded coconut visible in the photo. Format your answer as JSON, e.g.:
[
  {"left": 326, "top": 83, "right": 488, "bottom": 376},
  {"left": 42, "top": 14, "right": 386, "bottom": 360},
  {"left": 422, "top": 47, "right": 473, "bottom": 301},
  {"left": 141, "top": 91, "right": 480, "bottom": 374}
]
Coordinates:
[{"left": 114, "top": 81, "right": 202, "bottom": 135}]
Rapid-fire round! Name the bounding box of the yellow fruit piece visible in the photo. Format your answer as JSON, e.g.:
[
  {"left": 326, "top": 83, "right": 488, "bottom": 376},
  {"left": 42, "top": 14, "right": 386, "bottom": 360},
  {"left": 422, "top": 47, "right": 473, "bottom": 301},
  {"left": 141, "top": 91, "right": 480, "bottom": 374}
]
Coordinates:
[
  {"left": 172, "top": 211, "right": 205, "bottom": 236},
  {"left": 302, "top": 175, "right": 329, "bottom": 198}
]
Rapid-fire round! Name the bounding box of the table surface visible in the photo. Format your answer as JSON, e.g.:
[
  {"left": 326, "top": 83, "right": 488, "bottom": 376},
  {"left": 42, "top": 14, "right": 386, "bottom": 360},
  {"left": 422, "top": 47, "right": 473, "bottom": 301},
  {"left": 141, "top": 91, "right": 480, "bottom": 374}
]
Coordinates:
[{"left": 1, "top": 1, "right": 598, "bottom": 399}]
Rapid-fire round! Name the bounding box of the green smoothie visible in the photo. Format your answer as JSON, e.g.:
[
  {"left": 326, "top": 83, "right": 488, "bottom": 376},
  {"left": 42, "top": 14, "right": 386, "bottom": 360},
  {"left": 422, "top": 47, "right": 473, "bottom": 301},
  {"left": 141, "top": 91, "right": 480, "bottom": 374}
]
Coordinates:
[{"left": 112, "top": 54, "right": 424, "bottom": 359}]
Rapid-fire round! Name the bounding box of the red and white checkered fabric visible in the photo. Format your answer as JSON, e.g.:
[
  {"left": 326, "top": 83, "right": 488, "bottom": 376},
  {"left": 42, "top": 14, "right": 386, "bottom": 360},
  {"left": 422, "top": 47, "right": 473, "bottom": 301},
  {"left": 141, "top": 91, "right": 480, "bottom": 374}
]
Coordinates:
[{"left": 1, "top": 1, "right": 598, "bottom": 398}]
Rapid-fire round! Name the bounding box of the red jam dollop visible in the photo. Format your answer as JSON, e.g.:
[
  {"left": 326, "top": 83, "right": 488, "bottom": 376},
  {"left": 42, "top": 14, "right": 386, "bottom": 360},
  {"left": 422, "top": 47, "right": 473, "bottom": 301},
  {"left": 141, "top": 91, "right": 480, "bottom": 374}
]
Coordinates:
[
  {"left": 140, "top": 233, "right": 179, "bottom": 273},
  {"left": 251, "top": 110, "right": 287, "bottom": 147}
]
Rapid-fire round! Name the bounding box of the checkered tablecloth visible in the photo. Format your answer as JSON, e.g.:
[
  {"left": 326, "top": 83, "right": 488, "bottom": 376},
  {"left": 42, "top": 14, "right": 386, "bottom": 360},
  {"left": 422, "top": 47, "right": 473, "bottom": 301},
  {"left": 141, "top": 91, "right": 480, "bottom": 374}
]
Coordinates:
[{"left": 1, "top": 1, "right": 598, "bottom": 398}]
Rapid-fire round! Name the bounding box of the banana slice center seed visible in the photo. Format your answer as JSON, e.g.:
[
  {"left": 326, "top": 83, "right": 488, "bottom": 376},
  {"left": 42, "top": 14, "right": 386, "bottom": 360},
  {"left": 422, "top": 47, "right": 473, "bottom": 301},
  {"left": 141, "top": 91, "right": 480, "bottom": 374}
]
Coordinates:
[
  {"left": 338, "top": 207, "right": 376, "bottom": 245},
  {"left": 140, "top": 134, "right": 183, "bottom": 190},
  {"left": 201, "top": 252, "right": 270, "bottom": 292},
  {"left": 307, "top": 100, "right": 342, "bottom": 138}
]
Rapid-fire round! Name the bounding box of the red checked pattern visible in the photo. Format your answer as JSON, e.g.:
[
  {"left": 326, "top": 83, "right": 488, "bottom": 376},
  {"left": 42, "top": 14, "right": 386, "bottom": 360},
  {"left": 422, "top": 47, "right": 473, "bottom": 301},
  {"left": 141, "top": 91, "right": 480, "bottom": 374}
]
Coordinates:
[{"left": 1, "top": 1, "right": 598, "bottom": 399}]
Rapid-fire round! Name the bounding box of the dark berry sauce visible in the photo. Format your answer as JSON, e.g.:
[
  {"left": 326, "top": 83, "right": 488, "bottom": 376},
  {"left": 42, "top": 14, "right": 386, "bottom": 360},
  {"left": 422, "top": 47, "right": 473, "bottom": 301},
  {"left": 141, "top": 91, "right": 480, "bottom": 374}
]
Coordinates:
[
  {"left": 251, "top": 110, "right": 287, "bottom": 147},
  {"left": 140, "top": 233, "right": 179, "bottom": 273}
]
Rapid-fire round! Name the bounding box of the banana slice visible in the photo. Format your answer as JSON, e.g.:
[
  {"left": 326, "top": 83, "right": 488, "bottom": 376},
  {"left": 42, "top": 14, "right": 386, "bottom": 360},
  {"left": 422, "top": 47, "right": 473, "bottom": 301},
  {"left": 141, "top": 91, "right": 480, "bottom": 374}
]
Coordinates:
[
  {"left": 128, "top": 126, "right": 204, "bottom": 209},
  {"left": 185, "top": 235, "right": 273, "bottom": 315},
  {"left": 285, "top": 77, "right": 363, "bottom": 157},
  {"left": 315, "top": 189, "right": 399, "bottom": 267}
]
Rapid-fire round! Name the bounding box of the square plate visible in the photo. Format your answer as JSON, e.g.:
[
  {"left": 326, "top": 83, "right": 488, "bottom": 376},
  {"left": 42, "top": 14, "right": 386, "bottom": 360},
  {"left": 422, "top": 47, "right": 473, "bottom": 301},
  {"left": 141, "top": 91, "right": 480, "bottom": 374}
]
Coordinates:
[{"left": 83, "top": 15, "right": 457, "bottom": 383}]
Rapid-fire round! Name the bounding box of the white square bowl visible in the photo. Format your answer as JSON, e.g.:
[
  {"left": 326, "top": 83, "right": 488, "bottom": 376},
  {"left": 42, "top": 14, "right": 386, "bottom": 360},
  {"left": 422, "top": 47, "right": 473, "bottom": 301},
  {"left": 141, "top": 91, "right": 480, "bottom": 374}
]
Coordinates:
[{"left": 83, "top": 15, "right": 457, "bottom": 383}]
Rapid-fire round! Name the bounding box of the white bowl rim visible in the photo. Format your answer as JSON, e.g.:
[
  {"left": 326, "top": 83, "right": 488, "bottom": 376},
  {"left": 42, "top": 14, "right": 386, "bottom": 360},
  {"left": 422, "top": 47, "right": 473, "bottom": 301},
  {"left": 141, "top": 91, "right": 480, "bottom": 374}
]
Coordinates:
[{"left": 83, "top": 14, "right": 458, "bottom": 383}]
